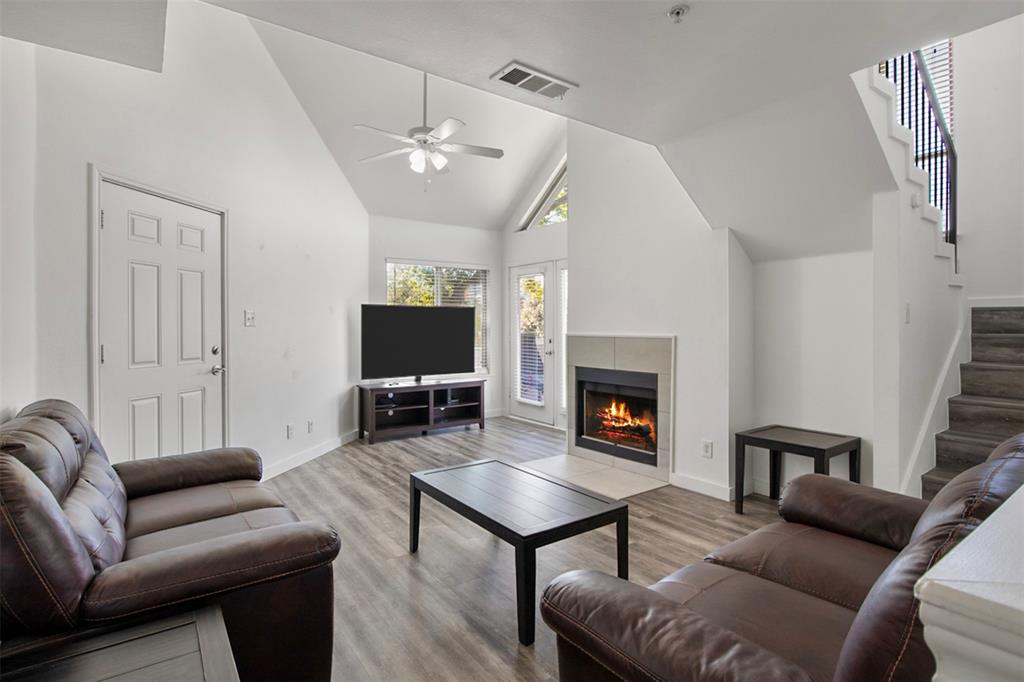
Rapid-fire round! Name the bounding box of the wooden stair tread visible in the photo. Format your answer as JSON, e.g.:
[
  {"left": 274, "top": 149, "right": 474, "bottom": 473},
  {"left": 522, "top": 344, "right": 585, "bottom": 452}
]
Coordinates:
[
  {"left": 948, "top": 394, "right": 1024, "bottom": 409},
  {"left": 962, "top": 361, "right": 1024, "bottom": 370},
  {"left": 936, "top": 429, "right": 1006, "bottom": 447}
]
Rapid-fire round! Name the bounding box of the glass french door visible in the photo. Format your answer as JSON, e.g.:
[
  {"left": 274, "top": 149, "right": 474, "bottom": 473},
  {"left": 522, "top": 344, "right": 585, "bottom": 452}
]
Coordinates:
[{"left": 510, "top": 262, "right": 566, "bottom": 426}]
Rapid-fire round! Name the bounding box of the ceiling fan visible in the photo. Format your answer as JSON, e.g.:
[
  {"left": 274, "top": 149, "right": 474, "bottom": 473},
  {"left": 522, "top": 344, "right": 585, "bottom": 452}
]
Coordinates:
[{"left": 354, "top": 73, "right": 504, "bottom": 188}]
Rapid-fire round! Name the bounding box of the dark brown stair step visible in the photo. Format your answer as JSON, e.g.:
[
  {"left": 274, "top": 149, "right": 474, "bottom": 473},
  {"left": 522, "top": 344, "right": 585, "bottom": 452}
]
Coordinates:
[
  {"left": 960, "top": 362, "right": 1024, "bottom": 400},
  {"left": 973, "top": 307, "right": 1024, "bottom": 334},
  {"left": 973, "top": 333, "right": 1024, "bottom": 364},
  {"left": 948, "top": 394, "right": 1024, "bottom": 438},
  {"left": 921, "top": 464, "right": 963, "bottom": 501},
  {"left": 935, "top": 429, "right": 1005, "bottom": 468}
]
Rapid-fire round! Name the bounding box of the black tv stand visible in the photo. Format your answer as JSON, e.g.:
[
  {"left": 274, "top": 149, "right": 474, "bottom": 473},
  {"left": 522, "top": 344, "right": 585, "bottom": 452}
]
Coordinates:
[{"left": 358, "top": 378, "right": 485, "bottom": 444}]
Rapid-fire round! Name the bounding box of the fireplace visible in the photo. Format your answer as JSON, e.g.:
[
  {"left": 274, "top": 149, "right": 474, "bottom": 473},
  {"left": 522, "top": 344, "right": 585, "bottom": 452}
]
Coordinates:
[{"left": 575, "top": 367, "right": 658, "bottom": 465}]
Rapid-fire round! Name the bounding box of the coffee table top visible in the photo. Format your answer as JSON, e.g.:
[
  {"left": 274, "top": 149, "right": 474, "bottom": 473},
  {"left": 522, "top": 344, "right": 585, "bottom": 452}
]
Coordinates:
[{"left": 412, "top": 460, "right": 626, "bottom": 538}]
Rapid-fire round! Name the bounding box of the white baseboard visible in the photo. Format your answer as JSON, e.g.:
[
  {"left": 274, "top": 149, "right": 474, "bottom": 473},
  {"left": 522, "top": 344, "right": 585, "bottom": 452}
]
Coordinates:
[
  {"left": 262, "top": 429, "right": 357, "bottom": 480},
  {"left": 968, "top": 294, "right": 1024, "bottom": 308},
  {"left": 485, "top": 408, "right": 507, "bottom": 419},
  {"left": 670, "top": 472, "right": 732, "bottom": 501}
]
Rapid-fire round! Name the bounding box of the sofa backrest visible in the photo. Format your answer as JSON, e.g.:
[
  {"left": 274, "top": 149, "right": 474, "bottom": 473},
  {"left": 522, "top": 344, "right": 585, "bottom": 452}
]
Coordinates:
[
  {"left": 835, "top": 433, "right": 1024, "bottom": 682},
  {"left": 0, "top": 400, "right": 127, "bottom": 635}
]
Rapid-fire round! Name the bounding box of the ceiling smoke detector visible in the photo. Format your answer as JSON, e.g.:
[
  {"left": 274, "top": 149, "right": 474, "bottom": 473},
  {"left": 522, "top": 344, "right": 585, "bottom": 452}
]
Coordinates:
[
  {"left": 491, "top": 62, "right": 578, "bottom": 100},
  {"left": 668, "top": 4, "right": 690, "bottom": 23}
]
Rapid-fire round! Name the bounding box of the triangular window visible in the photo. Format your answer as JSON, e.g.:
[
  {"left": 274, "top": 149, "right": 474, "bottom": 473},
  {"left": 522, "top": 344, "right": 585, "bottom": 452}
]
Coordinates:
[{"left": 522, "top": 162, "right": 567, "bottom": 229}]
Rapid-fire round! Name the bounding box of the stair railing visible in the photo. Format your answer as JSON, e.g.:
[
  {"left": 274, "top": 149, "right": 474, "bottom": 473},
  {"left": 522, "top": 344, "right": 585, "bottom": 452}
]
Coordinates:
[{"left": 879, "top": 48, "right": 958, "bottom": 256}]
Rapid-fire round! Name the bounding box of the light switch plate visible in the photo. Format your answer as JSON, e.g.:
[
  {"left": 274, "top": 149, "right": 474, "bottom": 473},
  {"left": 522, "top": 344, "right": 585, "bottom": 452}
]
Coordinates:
[
  {"left": 244, "top": 309, "right": 256, "bottom": 327},
  {"left": 286, "top": 424, "right": 293, "bottom": 440},
  {"left": 701, "top": 440, "right": 714, "bottom": 459}
]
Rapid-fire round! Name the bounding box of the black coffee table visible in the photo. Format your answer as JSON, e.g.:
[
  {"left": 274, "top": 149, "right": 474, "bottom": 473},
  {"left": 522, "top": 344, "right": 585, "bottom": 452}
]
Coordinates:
[{"left": 409, "top": 459, "right": 629, "bottom": 645}]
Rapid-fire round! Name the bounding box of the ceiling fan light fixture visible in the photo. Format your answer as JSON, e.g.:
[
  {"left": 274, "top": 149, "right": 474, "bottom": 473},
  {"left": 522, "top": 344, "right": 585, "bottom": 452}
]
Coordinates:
[
  {"left": 430, "top": 151, "right": 448, "bottom": 171},
  {"left": 409, "top": 148, "right": 427, "bottom": 174}
]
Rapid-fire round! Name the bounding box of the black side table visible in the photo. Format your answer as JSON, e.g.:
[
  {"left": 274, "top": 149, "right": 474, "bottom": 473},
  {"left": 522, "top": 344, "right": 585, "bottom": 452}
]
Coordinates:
[{"left": 734, "top": 425, "right": 861, "bottom": 514}]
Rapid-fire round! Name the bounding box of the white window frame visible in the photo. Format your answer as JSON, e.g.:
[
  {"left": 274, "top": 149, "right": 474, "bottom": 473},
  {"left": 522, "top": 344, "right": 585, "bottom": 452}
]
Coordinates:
[
  {"left": 385, "top": 258, "right": 491, "bottom": 375},
  {"left": 519, "top": 157, "right": 567, "bottom": 231}
]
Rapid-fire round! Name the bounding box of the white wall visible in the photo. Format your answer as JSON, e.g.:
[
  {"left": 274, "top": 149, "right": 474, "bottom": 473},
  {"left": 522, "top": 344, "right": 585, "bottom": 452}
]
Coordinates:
[
  {"left": 568, "top": 120, "right": 736, "bottom": 500},
  {"left": 7, "top": 0, "right": 369, "bottom": 474},
  {"left": 955, "top": 14, "right": 1024, "bottom": 304},
  {"left": 751, "top": 251, "right": 874, "bottom": 492},
  {"left": 728, "top": 231, "right": 755, "bottom": 489},
  {"left": 0, "top": 38, "right": 38, "bottom": 420},
  {"left": 367, "top": 215, "right": 504, "bottom": 413}
]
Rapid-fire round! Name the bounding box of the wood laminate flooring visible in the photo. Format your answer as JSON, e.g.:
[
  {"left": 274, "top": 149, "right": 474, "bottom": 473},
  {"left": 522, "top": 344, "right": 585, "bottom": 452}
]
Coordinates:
[{"left": 267, "top": 417, "right": 779, "bottom": 681}]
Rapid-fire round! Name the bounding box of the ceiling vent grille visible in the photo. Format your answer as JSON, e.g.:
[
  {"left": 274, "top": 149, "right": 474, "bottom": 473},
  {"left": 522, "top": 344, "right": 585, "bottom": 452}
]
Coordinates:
[{"left": 491, "top": 62, "right": 577, "bottom": 100}]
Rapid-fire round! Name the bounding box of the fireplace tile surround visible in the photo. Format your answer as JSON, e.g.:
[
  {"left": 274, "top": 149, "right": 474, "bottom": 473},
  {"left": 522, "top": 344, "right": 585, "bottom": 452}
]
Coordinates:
[{"left": 567, "top": 335, "right": 674, "bottom": 482}]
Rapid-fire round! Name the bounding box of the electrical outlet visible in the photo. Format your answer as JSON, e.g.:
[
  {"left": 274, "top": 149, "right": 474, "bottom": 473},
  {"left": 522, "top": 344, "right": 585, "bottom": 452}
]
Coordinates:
[
  {"left": 701, "top": 440, "right": 714, "bottom": 459},
  {"left": 307, "top": 420, "right": 314, "bottom": 434},
  {"left": 286, "top": 424, "right": 294, "bottom": 440},
  {"left": 244, "top": 309, "right": 256, "bottom": 327}
]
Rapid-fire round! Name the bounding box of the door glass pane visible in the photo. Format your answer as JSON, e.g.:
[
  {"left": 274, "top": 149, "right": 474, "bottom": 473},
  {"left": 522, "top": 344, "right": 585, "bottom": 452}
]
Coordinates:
[{"left": 517, "top": 273, "right": 545, "bottom": 404}]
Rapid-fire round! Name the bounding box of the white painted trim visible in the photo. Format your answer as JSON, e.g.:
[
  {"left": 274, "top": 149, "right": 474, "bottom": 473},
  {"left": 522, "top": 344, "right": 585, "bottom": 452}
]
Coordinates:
[
  {"left": 484, "top": 408, "right": 507, "bottom": 419},
  {"left": 670, "top": 472, "right": 731, "bottom": 502},
  {"left": 969, "top": 295, "right": 1024, "bottom": 308},
  {"left": 505, "top": 413, "right": 568, "bottom": 433},
  {"left": 899, "top": 320, "right": 967, "bottom": 494},
  {"left": 566, "top": 332, "right": 676, "bottom": 339},
  {"left": 88, "top": 166, "right": 231, "bottom": 446},
  {"left": 262, "top": 429, "right": 358, "bottom": 480}
]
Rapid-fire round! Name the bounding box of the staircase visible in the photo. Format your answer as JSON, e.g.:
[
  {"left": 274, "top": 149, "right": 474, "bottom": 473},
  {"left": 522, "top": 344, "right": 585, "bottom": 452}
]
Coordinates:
[{"left": 922, "top": 307, "right": 1024, "bottom": 499}]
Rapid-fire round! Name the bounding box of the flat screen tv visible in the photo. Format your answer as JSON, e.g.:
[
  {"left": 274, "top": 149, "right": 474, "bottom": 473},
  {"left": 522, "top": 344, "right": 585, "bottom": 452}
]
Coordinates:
[{"left": 361, "top": 304, "right": 475, "bottom": 380}]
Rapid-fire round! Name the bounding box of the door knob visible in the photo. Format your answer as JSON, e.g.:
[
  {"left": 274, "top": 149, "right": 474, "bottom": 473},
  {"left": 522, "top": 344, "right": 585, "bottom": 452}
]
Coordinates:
[{"left": 211, "top": 364, "right": 227, "bottom": 376}]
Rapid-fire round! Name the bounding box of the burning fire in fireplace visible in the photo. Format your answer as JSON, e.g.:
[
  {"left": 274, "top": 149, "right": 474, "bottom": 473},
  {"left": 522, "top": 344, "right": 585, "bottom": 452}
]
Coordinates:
[{"left": 587, "top": 394, "right": 657, "bottom": 453}]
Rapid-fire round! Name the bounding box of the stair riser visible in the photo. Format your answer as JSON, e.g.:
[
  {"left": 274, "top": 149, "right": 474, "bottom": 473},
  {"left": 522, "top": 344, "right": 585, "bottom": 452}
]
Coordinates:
[
  {"left": 922, "top": 478, "right": 943, "bottom": 501},
  {"left": 935, "top": 437, "right": 995, "bottom": 469},
  {"left": 973, "top": 336, "right": 1024, "bottom": 364},
  {"left": 973, "top": 308, "right": 1024, "bottom": 334},
  {"left": 949, "top": 402, "right": 1024, "bottom": 438},
  {"left": 961, "top": 366, "right": 1024, "bottom": 400}
]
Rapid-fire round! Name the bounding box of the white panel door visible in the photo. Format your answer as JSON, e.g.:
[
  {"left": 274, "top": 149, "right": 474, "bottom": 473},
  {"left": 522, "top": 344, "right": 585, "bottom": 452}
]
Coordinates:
[
  {"left": 99, "top": 181, "right": 223, "bottom": 462},
  {"left": 509, "top": 262, "right": 555, "bottom": 424}
]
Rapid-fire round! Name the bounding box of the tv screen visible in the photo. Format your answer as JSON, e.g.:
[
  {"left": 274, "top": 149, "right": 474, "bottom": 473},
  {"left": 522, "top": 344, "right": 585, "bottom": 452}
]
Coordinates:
[{"left": 361, "top": 304, "right": 476, "bottom": 380}]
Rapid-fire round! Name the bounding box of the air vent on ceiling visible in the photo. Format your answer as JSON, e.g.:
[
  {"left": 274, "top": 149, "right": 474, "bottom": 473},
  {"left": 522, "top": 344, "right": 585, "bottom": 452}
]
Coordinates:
[{"left": 491, "top": 62, "right": 577, "bottom": 100}]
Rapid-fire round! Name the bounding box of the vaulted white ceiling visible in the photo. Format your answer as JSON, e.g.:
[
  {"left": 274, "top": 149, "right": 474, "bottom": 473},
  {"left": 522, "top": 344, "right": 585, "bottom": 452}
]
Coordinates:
[
  {"left": 207, "top": 0, "right": 1023, "bottom": 146},
  {"left": 0, "top": 0, "right": 167, "bottom": 72},
  {"left": 252, "top": 19, "right": 566, "bottom": 230}
]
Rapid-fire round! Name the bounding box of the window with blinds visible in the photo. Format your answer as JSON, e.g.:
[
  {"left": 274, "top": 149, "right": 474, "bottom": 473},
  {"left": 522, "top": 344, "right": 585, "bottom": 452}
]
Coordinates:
[{"left": 386, "top": 261, "right": 489, "bottom": 372}]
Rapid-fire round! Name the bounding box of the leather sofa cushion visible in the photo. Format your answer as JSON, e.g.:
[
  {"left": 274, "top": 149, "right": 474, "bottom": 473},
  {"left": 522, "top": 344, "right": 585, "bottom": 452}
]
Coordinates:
[
  {"left": 125, "top": 480, "right": 285, "bottom": 539},
  {"left": 651, "top": 562, "right": 855, "bottom": 682},
  {"left": 911, "top": 434, "right": 1024, "bottom": 541},
  {"left": 0, "top": 455, "right": 96, "bottom": 634},
  {"left": 125, "top": 506, "right": 299, "bottom": 559},
  {"left": 706, "top": 522, "right": 897, "bottom": 610}
]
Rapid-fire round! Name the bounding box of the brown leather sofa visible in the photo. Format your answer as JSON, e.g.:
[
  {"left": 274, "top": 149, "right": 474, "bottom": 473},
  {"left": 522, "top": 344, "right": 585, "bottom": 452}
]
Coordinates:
[
  {"left": 542, "top": 433, "right": 1024, "bottom": 682},
  {"left": 0, "top": 399, "right": 340, "bottom": 681}
]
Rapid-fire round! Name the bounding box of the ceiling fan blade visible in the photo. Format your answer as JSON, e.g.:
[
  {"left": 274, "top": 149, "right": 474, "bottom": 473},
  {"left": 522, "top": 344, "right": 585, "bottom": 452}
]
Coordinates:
[
  {"left": 438, "top": 142, "right": 504, "bottom": 159},
  {"left": 428, "top": 117, "right": 465, "bottom": 142},
  {"left": 359, "top": 147, "right": 415, "bottom": 163},
  {"left": 353, "top": 124, "right": 414, "bottom": 143}
]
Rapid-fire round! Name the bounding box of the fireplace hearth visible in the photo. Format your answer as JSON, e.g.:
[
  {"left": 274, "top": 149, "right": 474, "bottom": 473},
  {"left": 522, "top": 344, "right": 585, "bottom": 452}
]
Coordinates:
[{"left": 576, "top": 367, "right": 658, "bottom": 465}]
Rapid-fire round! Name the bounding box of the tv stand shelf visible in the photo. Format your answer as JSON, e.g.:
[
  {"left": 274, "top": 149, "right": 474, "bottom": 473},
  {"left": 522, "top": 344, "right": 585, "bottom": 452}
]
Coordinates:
[{"left": 358, "top": 378, "right": 485, "bottom": 444}]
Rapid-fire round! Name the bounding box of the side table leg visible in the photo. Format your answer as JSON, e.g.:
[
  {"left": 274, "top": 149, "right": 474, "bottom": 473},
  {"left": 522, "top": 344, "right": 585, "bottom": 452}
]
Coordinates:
[
  {"left": 409, "top": 482, "right": 421, "bottom": 554},
  {"left": 515, "top": 543, "right": 536, "bottom": 645},
  {"left": 735, "top": 435, "right": 745, "bottom": 514},
  {"left": 616, "top": 513, "right": 629, "bottom": 580},
  {"left": 850, "top": 447, "right": 861, "bottom": 483},
  {"left": 769, "top": 449, "right": 782, "bottom": 500},
  {"left": 814, "top": 454, "right": 830, "bottom": 476}
]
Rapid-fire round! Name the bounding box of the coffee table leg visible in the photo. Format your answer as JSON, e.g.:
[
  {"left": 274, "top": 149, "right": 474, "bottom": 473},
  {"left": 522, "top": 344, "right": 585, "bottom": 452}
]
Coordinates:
[
  {"left": 409, "top": 481, "right": 421, "bottom": 554},
  {"left": 515, "top": 543, "right": 536, "bottom": 645},
  {"left": 616, "top": 513, "right": 629, "bottom": 580},
  {"left": 769, "top": 449, "right": 782, "bottom": 500}
]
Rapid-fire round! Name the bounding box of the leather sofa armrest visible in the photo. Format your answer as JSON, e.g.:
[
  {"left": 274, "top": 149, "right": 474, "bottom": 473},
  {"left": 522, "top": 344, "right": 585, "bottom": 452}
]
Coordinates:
[
  {"left": 780, "top": 474, "right": 928, "bottom": 550},
  {"left": 81, "top": 522, "right": 339, "bottom": 622},
  {"left": 541, "top": 570, "right": 814, "bottom": 682},
  {"left": 112, "top": 448, "right": 263, "bottom": 498}
]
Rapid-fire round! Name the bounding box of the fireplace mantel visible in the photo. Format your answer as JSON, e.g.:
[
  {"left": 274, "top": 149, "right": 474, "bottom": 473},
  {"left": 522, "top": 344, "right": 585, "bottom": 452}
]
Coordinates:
[{"left": 566, "top": 335, "right": 675, "bottom": 481}]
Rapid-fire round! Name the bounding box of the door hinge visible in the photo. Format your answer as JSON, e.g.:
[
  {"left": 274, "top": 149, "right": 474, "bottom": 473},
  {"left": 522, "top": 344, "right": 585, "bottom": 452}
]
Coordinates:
[
  {"left": 100, "top": 210, "right": 105, "bottom": 229},
  {"left": 100, "top": 344, "right": 105, "bottom": 364}
]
